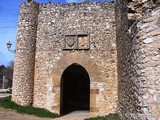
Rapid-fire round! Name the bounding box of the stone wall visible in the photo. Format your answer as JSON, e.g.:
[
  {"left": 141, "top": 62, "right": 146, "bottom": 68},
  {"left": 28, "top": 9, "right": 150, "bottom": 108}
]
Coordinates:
[
  {"left": 115, "top": 0, "right": 129, "bottom": 118},
  {"left": 128, "top": 0, "right": 160, "bottom": 20},
  {"left": 133, "top": 7, "right": 160, "bottom": 120},
  {"left": 13, "top": 0, "right": 160, "bottom": 118},
  {"left": 32, "top": 2, "right": 118, "bottom": 115},
  {"left": 116, "top": 0, "right": 160, "bottom": 119},
  {"left": 12, "top": 1, "right": 39, "bottom": 106}
]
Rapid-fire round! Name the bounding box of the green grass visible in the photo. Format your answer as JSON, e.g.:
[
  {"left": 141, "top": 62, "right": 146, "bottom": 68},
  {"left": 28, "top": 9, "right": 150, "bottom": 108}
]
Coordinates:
[
  {"left": 85, "top": 113, "right": 120, "bottom": 120},
  {"left": 0, "top": 96, "right": 59, "bottom": 118}
]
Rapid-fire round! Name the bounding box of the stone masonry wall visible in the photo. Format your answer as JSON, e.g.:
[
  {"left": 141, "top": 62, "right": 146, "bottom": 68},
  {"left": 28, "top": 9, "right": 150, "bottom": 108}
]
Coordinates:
[
  {"left": 12, "top": 1, "right": 39, "bottom": 106},
  {"left": 12, "top": 0, "right": 160, "bottom": 118},
  {"left": 130, "top": 7, "right": 160, "bottom": 120},
  {"left": 116, "top": 0, "right": 160, "bottom": 119},
  {"left": 115, "top": 0, "right": 129, "bottom": 118},
  {"left": 33, "top": 2, "right": 118, "bottom": 115},
  {"left": 128, "top": 0, "right": 160, "bottom": 20}
]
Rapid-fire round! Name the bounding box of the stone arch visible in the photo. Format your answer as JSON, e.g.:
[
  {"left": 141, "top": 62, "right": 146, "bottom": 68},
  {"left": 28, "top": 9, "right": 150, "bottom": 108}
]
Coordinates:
[
  {"left": 60, "top": 63, "right": 90, "bottom": 115},
  {"left": 51, "top": 52, "right": 103, "bottom": 114},
  {"left": 52, "top": 52, "right": 102, "bottom": 87}
]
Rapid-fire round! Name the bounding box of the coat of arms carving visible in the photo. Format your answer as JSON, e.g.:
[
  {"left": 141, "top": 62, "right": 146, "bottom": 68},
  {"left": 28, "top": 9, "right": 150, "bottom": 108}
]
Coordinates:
[{"left": 63, "top": 34, "right": 90, "bottom": 50}]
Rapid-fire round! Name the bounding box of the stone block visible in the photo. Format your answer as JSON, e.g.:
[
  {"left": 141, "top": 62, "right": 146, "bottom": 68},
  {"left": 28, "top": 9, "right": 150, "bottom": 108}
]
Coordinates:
[
  {"left": 90, "top": 94, "right": 96, "bottom": 107},
  {"left": 55, "top": 93, "right": 60, "bottom": 105},
  {"left": 90, "top": 89, "right": 99, "bottom": 94},
  {"left": 52, "top": 75, "right": 61, "bottom": 87},
  {"left": 90, "top": 107, "right": 99, "bottom": 112}
]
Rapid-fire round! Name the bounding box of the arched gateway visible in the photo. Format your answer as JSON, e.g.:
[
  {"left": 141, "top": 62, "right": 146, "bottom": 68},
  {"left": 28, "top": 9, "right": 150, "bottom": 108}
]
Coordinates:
[
  {"left": 60, "top": 63, "right": 90, "bottom": 115},
  {"left": 52, "top": 52, "right": 103, "bottom": 115}
]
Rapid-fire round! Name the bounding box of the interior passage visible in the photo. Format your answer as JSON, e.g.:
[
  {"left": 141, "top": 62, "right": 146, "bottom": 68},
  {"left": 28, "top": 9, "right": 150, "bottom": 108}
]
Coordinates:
[{"left": 60, "top": 63, "right": 90, "bottom": 116}]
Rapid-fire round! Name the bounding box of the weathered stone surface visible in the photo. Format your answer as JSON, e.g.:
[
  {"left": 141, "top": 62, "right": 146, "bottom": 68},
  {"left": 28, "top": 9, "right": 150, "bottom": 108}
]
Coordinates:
[
  {"left": 12, "top": 0, "right": 160, "bottom": 119},
  {"left": 143, "top": 38, "right": 153, "bottom": 44},
  {"left": 12, "top": 1, "right": 118, "bottom": 116},
  {"left": 12, "top": 1, "right": 39, "bottom": 106},
  {"left": 127, "top": 0, "right": 160, "bottom": 20},
  {"left": 116, "top": 0, "right": 160, "bottom": 119}
]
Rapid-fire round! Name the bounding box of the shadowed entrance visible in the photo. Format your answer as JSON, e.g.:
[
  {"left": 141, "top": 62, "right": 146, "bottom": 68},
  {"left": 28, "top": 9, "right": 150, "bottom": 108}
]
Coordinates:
[{"left": 60, "top": 63, "right": 90, "bottom": 116}]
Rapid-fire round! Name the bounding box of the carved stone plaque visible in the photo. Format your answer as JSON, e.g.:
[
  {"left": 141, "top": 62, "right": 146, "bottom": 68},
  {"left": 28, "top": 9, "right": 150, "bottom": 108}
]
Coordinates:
[
  {"left": 78, "top": 35, "right": 89, "bottom": 49},
  {"left": 65, "top": 35, "right": 77, "bottom": 49},
  {"left": 64, "top": 34, "right": 90, "bottom": 50},
  {"left": 66, "top": 36, "right": 76, "bottom": 47}
]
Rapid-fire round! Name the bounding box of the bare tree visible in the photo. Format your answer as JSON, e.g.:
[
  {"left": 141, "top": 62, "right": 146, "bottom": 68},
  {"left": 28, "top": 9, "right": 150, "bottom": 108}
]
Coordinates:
[
  {"left": 7, "top": 60, "right": 14, "bottom": 70},
  {"left": 1, "top": 60, "right": 14, "bottom": 88}
]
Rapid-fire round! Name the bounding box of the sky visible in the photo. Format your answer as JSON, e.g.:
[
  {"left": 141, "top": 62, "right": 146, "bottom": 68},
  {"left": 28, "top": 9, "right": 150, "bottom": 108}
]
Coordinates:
[{"left": 0, "top": 0, "right": 113, "bottom": 66}]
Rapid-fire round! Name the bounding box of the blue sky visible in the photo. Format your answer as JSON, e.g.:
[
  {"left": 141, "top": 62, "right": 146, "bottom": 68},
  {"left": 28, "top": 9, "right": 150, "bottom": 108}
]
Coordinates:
[{"left": 0, "top": 0, "right": 112, "bottom": 66}]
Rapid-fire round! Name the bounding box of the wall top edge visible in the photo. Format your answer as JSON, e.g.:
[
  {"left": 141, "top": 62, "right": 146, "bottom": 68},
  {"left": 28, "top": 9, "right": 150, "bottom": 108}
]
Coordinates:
[{"left": 23, "top": 1, "right": 116, "bottom": 6}]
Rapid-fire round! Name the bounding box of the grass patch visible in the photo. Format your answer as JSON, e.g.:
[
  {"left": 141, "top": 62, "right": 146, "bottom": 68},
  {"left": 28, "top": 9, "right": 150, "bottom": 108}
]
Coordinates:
[
  {"left": 0, "top": 96, "right": 59, "bottom": 118},
  {"left": 85, "top": 113, "right": 120, "bottom": 120}
]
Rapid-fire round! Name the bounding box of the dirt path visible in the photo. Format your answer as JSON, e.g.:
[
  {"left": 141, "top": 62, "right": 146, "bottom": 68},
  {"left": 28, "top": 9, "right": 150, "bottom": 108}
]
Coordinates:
[
  {"left": 0, "top": 94, "right": 91, "bottom": 120},
  {"left": 0, "top": 108, "right": 91, "bottom": 120},
  {"left": 0, "top": 108, "right": 52, "bottom": 120},
  {"left": 54, "top": 111, "right": 91, "bottom": 120},
  {"left": 0, "top": 93, "right": 11, "bottom": 98}
]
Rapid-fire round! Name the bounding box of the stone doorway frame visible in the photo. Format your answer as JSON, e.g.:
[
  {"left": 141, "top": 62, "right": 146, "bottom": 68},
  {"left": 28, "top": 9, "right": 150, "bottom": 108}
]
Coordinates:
[
  {"left": 52, "top": 52, "right": 102, "bottom": 115},
  {"left": 60, "top": 63, "right": 90, "bottom": 115}
]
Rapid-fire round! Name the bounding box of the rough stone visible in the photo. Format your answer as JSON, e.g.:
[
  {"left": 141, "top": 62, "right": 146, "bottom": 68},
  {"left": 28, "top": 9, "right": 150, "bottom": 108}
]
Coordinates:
[
  {"left": 12, "top": 0, "right": 160, "bottom": 119},
  {"left": 12, "top": 1, "right": 118, "bottom": 116},
  {"left": 116, "top": 0, "right": 160, "bottom": 119},
  {"left": 143, "top": 38, "right": 153, "bottom": 44}
]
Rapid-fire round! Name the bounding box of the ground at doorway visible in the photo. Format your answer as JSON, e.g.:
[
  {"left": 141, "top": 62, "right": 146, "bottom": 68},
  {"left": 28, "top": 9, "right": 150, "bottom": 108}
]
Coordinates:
[
  {"left": 0, "top": 93, "right": 11, "bottom": 98},
  {"left": 0, "top": 108, "right": 52, "bottom": 120},
  {"left": 0, "top": 96, "right": 59, "bottom": 118},
  {"left": 0, "top": 108, "right": 91, "bottom": 120},
  {"left": 0, "top": 96, "right": 90, "bottom": 120},
  {"left": 54, "top": 111, "right": 91, "bottom": 120}
]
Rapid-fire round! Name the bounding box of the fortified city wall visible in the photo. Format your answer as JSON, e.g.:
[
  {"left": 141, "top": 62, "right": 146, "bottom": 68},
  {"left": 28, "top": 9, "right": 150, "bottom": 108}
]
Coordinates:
[
  {"left": 12, "top": 0, "right": 160, "bottom": 119},
  {"left": 12, "top": 2, "right": 39, "bottom": 106},
  {"left": 116, "top": 0, "right": 160, "bottom": 119},
  {"left": 33, "top": 2, "right": 117, "bottom": 115},
  {"left": 12, "top": 1, "right": 118, "bottom": 116}
]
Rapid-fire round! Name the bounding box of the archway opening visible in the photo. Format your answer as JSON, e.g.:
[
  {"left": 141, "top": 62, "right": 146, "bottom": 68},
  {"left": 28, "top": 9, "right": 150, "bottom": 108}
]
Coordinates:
[{"left": 60, "top": 63, "right": 90, "bottom": 116}]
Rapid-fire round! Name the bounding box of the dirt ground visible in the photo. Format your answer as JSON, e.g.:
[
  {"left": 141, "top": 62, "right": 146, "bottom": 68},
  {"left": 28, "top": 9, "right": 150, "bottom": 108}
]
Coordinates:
[
  {"left": 54, "top": 111, "right": 91, "bottom": 120},
  {"left": 0, "top": 108, "right": 53, "bottom": 120},
  {"left": 0, "top": 93, "right": 11, "bottom": 99},
  {"left": 0, "top": 93, "right": 49, "bottom": 120},
  {"left": 0, "top": 108, "right": 91, "bottom": 120},
  {"left": 0, "top": 93, "right": 91, "bottom": 120}
]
